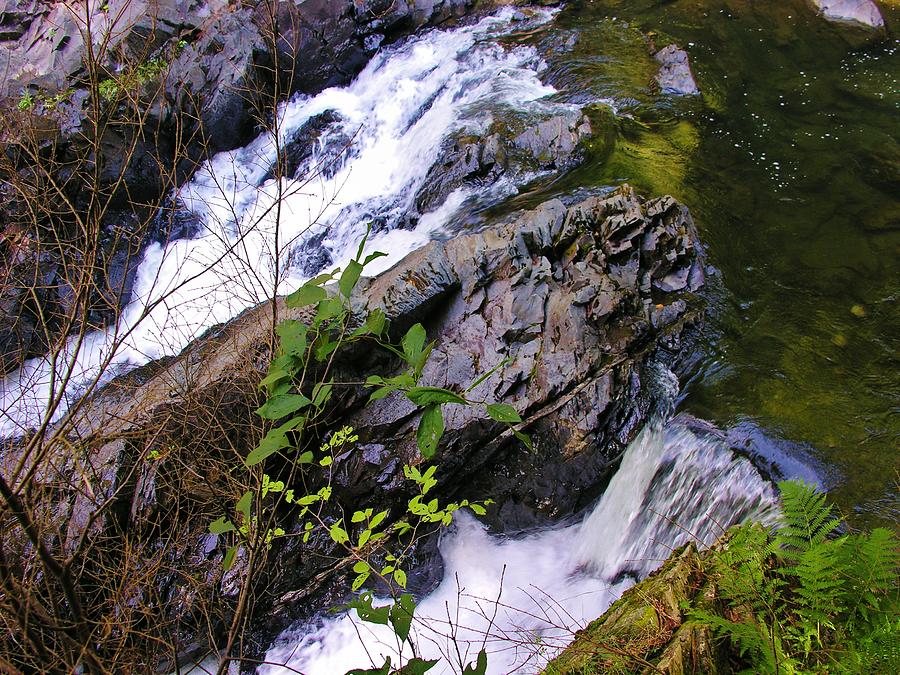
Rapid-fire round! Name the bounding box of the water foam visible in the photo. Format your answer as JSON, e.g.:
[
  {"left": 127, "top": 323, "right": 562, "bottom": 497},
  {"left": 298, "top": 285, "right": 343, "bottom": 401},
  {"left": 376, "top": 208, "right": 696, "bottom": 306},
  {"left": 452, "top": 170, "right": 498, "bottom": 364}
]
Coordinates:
[
  {"left": 259, "top": 415, "right": 777, "bottom": 674},
  {"left": 0, "top": 9, "right": 564, "bottom": 435}
]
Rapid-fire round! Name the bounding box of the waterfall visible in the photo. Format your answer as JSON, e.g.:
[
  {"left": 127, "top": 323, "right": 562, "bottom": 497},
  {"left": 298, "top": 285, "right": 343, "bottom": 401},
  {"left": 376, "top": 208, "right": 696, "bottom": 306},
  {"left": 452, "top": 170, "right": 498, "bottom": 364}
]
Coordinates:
[
  {"left": 258, "top": 413, "right": 778, "bottom": 675},
  {"left": 0, "top": 8, "right": 569, "bottom": 436}
]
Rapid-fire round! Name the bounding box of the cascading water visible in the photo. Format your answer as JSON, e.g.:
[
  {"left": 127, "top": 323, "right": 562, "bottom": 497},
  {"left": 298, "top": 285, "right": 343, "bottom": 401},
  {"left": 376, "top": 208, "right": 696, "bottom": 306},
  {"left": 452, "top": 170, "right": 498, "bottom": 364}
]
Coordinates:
[
  {"left": 0, "top": 8, "right": 574, "bottom": 436},
  {"left": 258, "top": 370, "right": 778, "bottom": 675}
]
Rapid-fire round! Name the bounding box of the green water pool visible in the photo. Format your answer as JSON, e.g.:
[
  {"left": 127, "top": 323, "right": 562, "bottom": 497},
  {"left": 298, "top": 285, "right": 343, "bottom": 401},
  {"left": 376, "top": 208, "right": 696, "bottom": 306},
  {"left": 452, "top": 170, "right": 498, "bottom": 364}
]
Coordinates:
[{"left": 514, "top": 0, "right": 898, "bottom": 527}]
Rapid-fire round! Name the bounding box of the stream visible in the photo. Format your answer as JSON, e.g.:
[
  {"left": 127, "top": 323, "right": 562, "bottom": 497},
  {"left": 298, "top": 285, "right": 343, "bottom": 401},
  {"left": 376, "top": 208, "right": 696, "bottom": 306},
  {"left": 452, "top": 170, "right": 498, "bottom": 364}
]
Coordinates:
[{"left": 1, "top": 1, "right": 896, "bottom": 672}]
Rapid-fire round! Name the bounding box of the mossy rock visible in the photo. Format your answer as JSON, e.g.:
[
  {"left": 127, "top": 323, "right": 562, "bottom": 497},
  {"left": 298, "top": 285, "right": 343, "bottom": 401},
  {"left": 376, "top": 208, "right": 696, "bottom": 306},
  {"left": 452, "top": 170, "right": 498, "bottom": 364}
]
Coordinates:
[{"left": 545, "top": 543, "right": 728, "bottom": 674}]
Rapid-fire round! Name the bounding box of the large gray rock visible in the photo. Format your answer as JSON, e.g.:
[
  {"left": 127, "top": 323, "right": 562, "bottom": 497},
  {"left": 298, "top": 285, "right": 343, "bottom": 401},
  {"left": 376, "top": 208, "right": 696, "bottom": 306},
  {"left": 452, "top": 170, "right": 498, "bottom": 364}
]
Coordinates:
[
  {"left": 811, "top": 0, "right": 885, "bottom": 28},
  {"left": 654, "top": 44, "right": 699, "bottom": 96},
  {"left": 416, "top": 109, "right": 592, "bottom": 213},
  {"left": 14, "top": 186, "right": 704, "bottom": 666}
]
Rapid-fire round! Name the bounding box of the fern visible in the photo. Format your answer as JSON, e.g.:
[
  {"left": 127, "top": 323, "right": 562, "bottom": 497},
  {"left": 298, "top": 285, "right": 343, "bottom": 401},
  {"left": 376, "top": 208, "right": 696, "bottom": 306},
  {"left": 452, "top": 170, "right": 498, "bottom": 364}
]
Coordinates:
[
  {"left": 691, "top": 610, "right": 781, "bottom": 673},
  {"left": 691, "top": 480, "right": 899, "bottom": 674},
  {"left": 841, "top": 527, "right": 900, "bottom": 628},
  {"left": 769, "top": 480, "right": 841, "bottom": 562}
]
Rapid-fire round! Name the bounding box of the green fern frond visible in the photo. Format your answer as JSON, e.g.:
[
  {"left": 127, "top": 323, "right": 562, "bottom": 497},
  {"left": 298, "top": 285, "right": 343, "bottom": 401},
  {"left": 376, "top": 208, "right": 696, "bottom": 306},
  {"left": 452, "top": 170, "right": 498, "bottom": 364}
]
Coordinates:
[
  {"left": 772, "top": 480, "right": 841, "bottom": 562},
  {"left": 691, "top": 609, "right": 780, "bottom": 673},
  {"left": 841, "top": 527, "right": 900, "bottom": 628},
  {"left": 791, "top": 539, "right": 847, "bottom": 628}
]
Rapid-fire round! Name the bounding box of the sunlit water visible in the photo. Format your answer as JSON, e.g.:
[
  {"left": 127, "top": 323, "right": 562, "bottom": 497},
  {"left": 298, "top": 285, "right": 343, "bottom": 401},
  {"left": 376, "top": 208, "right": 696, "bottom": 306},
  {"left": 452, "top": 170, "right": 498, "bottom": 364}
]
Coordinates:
[{"left": 489, "top": 0, "right": 898, "bottom": 526}]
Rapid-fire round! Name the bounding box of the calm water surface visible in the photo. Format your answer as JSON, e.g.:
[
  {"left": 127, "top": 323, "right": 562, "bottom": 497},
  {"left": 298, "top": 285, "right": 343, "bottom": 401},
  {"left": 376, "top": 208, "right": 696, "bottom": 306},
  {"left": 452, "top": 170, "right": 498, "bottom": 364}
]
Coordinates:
[{"left": 501, "top": 0, "right": 898, "bottom": 526}]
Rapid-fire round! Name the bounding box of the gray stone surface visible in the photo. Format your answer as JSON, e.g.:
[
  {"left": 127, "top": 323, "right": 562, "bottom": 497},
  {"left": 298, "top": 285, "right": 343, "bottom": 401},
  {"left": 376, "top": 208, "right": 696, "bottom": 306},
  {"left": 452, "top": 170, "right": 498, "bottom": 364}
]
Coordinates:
[
  {"left": 811, "top": 0, "right": 885, "bottom": 28},
  {"left": 654, "top": 44, "right": 699, "bottom": 96},
  {"left": 6, "top": 183, "right": 705, "bottom": 666}
]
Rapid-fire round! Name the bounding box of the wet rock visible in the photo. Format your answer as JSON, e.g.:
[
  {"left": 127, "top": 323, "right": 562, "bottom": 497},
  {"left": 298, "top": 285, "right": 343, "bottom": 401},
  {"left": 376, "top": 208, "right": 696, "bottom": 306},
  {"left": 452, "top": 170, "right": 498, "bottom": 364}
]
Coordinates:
[
  {"left": 416, "top": 110, "right": 592, "bottom": 213},
  {"left": 19, "top": 185, "right": 705, "bottom": 665},
  {"left": 811, "top": 0, "right": 885, "bottom": 28},
  {"left": 512, "top": 110, "right": 593, "bottom": 168},
  {"left": 654, "top": 44, "right": 699, "bottom": 96},
  {"left": 264, "top": 110, "right": 351, "bottom": 182},
  {"left": 415, "top": 132, "right": 508, "bottom": 212}
]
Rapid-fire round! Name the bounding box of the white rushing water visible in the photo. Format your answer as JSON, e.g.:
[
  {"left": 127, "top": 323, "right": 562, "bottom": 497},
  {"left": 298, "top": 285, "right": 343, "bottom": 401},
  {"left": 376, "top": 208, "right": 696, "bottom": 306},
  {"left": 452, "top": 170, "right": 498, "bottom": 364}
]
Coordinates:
[
  {"left": 258, "top": 413, "right": 778, "bottom": 675},
  {"left": 0, "top": 8, "right": 568, "bottom": 435}
]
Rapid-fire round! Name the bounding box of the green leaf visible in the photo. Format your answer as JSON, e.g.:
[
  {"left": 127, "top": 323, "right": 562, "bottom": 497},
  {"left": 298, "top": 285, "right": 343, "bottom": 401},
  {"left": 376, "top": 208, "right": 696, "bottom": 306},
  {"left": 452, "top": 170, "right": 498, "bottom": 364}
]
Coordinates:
[
  {"left": 368, "top": 385, "right": 398, "bottom": 403},
  {"left": 390, "top": 593, "right": 416, "bottom": 643},
  {"left": 486, "top": 403, "right": 522, "bottom": 424},
  {"left": 469, "top": 503, "right": 487, "bottom": 516},
  {"left": 286, "top": 284, "right": 326, "bottom": 308},
  {"left": 308, "top": 271, "right": 335, "bottom": 286},
  {"left": 339, "top": 259, "right": 364, "bottom": 298},
  {"left": 416, "top": 405, "right": 444, "bottom": 459},
  {"left": 329, "top": 521, "right": 349, "bottom": 545},
  {"left": 351, "top": 571, "right": 370, "bottom": 591},
  {"left": 399, "top": 659, "right": 439, "bottom": 675},
  {"left": 313, "top": 336, "right": 338, "bottom": 362},
  {"left": 223, "top": 545, "right": 238, "bottom": 572},
  {"left": 514, "top": 430, "right": 533, "bottom": 451},
  {"left": 256, "top": 394, "right": 311, "bottom": 420},
  {"left": 393, "top": 568, "right": 407, "bottom": 588},
  {"left": 347, "top": 657, "right": 391, "bottom": 675},
  {"left": 370, "top": 510, "right": 388, "bottom": 530},
  {"left": 235, "top": 491, "right": 252, "bottom": 520},
  {"left": 297, "top": 450, "right": 314, "bottom": 464},
  {"left": 402, "top": 323, "right": 427, "bottom": 367},
  {"left": 363, "top": 251, "right": 388, "bottom": 266},
  {"left": 462, "top": 649, "right": 488, "bottom": 675},
  {"left": 245, "top": 428, "right": 290, "bottom": 466},
  {"left": 209, "top": 517, "right": 235, "bottom": 535},
  {"left": 314, "top": 297, "right": 344, "bottom": 325},
  {"left": 406, "top": 386, "right": 467, "bottom": 406},
  {"left": 347, "top": 592, "right": 390, "bottom": 626},
  {"left": 275, "top": 319, "right": 308, "bottom": 355},
  {"left": 258, "top": 369, "right": 290, "bottom": 391},
  {"left": 352, "top": 308, "right": 387, "bottom": 338},
  {"left": 386, "top": 373, "right": 416, "bottom": 388},
  {"left": 312, "top": 381, "right": 333, "bottom": 408},
  {"left": 353, "top": 560, "right": 370, "bottom": 573}
]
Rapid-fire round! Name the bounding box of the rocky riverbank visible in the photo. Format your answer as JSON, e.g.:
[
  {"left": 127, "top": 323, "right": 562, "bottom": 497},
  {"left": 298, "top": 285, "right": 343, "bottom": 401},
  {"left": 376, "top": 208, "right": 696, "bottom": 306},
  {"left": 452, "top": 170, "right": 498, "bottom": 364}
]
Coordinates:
[{"left": 2, "top": 183, "right": 704, "bottom": 668}]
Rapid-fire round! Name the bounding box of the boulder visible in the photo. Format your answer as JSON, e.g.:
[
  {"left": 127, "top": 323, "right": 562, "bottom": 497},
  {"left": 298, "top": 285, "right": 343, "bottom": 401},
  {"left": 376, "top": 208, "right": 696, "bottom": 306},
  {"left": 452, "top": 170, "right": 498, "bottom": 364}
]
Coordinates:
[
  {"left": 810, "top": 0, "right": 885, "bottom": 28},
  {"left": 11, "top": 185, "right": 705, "bottom": 666},
  {"left": 654, "top": 44, "right": 699, "bottom": 96},
  {"left": 416, "top": 109, "right": 592, "bottom": 213}
]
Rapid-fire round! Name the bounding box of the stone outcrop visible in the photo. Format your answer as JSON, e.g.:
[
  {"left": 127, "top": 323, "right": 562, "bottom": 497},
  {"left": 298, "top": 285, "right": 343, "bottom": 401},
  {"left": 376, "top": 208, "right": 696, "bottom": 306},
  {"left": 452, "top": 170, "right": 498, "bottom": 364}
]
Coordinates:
[
  {"left": 810, "top": 0, "right": 885, "bottom": 28},
  {"left": 654, "top": 44, "right": 699, "bottom": 96},
  {"left": 416, "top": 109, "right": 593, "bottom": 213},
  {"left": 19, "top": 185, "right": 704, "bottom": 665},
  {"left": 546, "top": 542, "right": 729, "bottom": 674}
]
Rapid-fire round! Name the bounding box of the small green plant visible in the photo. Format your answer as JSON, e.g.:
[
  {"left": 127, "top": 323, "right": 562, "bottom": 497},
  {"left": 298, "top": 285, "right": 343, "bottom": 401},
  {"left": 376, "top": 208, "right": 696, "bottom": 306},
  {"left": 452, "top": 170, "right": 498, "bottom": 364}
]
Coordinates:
[
  {"left": 207, "top": 235, "right": 526, "bottom": 673},
  {"left": 693, "top": 480, "right": 899, "bottom": 673},
  {"left": 17, "top": 90, "right": 35, "bottom": 111}
]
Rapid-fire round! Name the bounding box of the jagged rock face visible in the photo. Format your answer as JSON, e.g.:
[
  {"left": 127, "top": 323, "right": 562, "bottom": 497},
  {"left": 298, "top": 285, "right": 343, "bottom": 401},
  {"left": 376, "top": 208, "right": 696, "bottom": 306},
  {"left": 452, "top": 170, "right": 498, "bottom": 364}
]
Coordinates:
[
  {"left": 30, "top": 185, "right": 704, "bottom": 661},
  {"left": 415, "top": 109, "right": 593, "bottom": 213}
]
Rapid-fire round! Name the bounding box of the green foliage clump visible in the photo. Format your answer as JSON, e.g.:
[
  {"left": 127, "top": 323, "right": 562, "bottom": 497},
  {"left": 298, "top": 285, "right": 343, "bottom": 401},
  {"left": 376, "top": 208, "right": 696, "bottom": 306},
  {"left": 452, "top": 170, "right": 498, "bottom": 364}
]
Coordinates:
[
  {"left": 694, "top": 480, "right": 899, "bottom": 674},
  {"left": 207, "top": 237, "right": 525, "bottom": 674}
]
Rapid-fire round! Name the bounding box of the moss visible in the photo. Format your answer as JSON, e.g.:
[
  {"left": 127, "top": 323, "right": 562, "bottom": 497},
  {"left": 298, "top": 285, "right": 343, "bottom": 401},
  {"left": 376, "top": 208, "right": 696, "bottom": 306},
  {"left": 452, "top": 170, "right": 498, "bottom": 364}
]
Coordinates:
[{"left": 545, "top": 543, "right": 727, "bottom": 674}]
